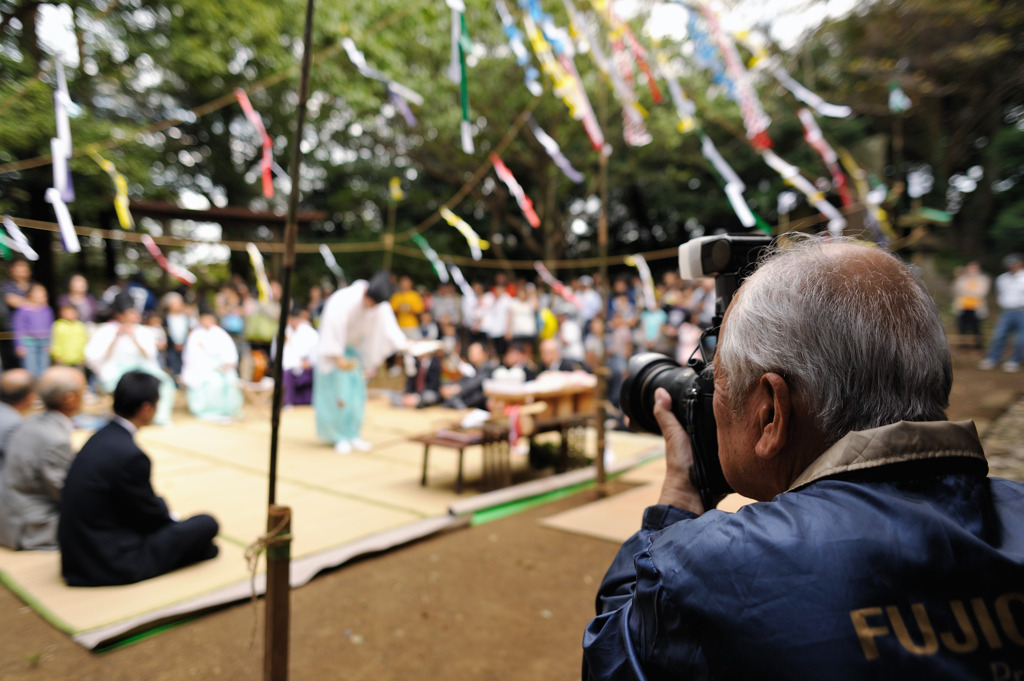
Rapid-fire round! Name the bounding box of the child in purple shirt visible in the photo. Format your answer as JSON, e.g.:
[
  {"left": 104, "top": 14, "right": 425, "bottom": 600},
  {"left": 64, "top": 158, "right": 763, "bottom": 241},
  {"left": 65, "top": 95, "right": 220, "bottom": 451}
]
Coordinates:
[{"left": 12, "top": 284, "right": 54, "bottom": 377}]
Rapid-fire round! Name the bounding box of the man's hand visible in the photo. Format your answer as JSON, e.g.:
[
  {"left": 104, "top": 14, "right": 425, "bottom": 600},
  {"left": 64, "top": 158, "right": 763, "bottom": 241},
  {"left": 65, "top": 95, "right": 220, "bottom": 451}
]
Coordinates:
[
  {"left": 334, "top": 357, "right": 356, "bottom": 370},
  {"left": 652, "top": 387, "right": 705, "bottom": 515}
]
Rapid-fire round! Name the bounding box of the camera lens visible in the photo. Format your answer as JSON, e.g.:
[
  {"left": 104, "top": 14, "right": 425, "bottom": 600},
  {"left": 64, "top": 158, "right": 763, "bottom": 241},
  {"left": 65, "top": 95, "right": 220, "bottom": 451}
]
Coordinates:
[{"left": 620, "top": 353, "right": 701, "bottom": 435}]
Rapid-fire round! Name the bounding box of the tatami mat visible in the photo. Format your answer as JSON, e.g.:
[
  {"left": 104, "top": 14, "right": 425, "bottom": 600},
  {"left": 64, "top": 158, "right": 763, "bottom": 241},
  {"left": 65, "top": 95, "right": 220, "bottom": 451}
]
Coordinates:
[{"left": 0, "top": 397, "right": 662, "bottom": 649}]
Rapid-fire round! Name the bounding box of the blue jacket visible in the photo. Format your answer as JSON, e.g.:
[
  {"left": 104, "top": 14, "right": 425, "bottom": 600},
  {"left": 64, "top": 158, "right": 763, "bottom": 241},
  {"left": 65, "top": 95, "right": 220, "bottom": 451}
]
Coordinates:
[{"left": 583, "top": 421, "right": 1024, "bottom": 680}]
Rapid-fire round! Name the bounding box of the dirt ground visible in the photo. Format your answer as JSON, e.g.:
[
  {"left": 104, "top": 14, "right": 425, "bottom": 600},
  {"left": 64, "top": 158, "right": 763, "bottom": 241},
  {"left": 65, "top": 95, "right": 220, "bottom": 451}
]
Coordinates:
[{"left": 0, "top": 348, "right": 1020, "bottom": 681}]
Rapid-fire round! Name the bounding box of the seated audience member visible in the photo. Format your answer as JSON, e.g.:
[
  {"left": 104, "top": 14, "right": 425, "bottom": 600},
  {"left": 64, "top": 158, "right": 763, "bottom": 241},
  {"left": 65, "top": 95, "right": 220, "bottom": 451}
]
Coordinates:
[
  {"left": 582, "top": 237, "right": 1024, "bottom": 679},
  {"left": 396, "top": 341, "right": 443, "bottom": 408},
  {"left": 59, "top": 371, "right": 219, "bottom": 586},
  {"left": 85, "top": 292, "right": 177, "bottom": 425},
  {"left": 538, "top": 338, "right": 589, "bottom": 373},
  {"left": 0, "top": 367, "right": 85, "bottom": 550},
  {"left": 500, "top": 341, "right": 538, "bottom": 382},
  {"left": 180, "top": 307, "right": 243, "bottom": 422},
  {"left": 281, "top": 306, "right": 318, "bottom": 407},
  {"left": 0, "top": 368, "right": 36, "bottom": 478},
  {"left": 440, "top": 341, "right": 497, "bottom": 410}
]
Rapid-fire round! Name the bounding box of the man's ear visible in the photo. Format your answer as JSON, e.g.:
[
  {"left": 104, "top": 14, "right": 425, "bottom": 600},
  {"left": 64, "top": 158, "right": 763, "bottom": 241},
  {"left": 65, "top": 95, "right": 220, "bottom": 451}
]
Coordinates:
[{"left": 753, "top": 373, "right": 790, "bottom": 460}]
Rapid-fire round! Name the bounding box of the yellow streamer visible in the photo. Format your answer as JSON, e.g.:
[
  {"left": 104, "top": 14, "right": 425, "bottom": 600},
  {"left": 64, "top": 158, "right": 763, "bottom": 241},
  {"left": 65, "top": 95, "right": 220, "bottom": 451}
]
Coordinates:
[{"left": 89, "top": 151, "right": 134, "bottom": 229}]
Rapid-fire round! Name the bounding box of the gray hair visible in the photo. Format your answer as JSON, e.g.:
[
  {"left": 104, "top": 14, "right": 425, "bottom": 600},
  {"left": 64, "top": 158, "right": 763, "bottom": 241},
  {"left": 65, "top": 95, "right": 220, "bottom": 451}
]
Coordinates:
[
  {"left": 717, "top": 235, "right": 952, "bottom": 447},
  {"left": 36, "top": 367, "right": 85, "bottom": 411}
]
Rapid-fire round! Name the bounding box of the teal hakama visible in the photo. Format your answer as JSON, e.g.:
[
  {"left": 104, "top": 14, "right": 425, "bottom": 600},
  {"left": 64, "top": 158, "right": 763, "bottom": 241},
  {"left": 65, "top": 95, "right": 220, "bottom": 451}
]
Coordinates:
[
  {"left": 315, "top": 279, "right": 406, "bottom": 447},
  {"left": 186, "top": 370, "right": 244, "bottom": 422},
  {"left": 313, "top": 347, "right": 364, "bottom": 443}
]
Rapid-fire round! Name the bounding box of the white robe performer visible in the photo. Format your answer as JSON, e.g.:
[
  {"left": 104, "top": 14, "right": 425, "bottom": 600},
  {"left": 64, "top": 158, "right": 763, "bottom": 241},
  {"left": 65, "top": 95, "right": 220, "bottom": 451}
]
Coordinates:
[
  {"left": 84, "top": 294, "right": 178, "bottom": 425},
  {"left": 181, "top": 318, "right": 243, "bottom": 422},
  {"left": 314, "top": 274, "right": 406, "bottom": 453}
]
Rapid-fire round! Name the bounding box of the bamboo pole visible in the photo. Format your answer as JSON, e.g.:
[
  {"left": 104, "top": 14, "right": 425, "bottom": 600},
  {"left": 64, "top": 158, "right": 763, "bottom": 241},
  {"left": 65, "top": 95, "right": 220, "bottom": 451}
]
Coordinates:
[{"left": 262, "top": 0, "right": 316, "bottom": 677}]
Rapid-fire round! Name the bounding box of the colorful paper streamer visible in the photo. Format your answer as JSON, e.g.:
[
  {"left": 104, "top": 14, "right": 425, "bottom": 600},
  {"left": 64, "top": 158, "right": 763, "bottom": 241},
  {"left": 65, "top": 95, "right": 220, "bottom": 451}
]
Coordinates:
[
  {"left": 234, "top": 88, "right": 274, "bottom": 198},
  {"left": 534, "top": 261, "right": 582, "bottom": 309},
  {"left": 140, "top": 234, "right": 196, "bottom": 285},
  {"left": 448, "top": 262, "right": 476, "bottom": 301},
  {"left": 624, "top": 254, "right": 655, "bottom": 311},
  {"left": 246, "top": 242, "right": 272, "bottom": 302},
  {"left": 389, "top": 177, "right": 405, "bottom": 202},
  {"left": 90, "top": 151, "right": 134, "bottom": 229},
  {"left": 700, "top": 135, "right": 756, "bottom": 229},
  {"left": 762, "top": 150, "right": 846, "bottom": 236},
  {"left": 446, "top": 0, "right": 475, "bottom": 154},
  {"left": 1, "top": 217, "right": 39, "bottom": 261},
  {"left": 490, "top": 153, "right": 541, "bottom": 228},
  {"left": 527, "top": 117, "right": 583, "bottom": 184},
  {"left": 44, "top": 188, "right": 81, "bottom": 253},
  {"left": 798, "top": 108, "right": 852, "bottom": 208},
  {"left": 411, "top": 234, "right": 450, "bottom": 283},
  {"left": 341, "top": 37, "right": 424, "bottom": 126},
  {"left": 495, "top": 0, "right": 543, "bottom": 97},
  {"left": 318, "top": 244, "right": 346, "bottom": 281},
  {"left": 51, "top": 60, "right": 75, "bottom": 203},
  {"left": 701, "top": 5, "right": 772, "bottom": 151},
  {"left": 838, "top": 149, "right": 896, "bottom": 243},
  {"left": 439, "top": 207, "right": 489, "bottom": 261}
]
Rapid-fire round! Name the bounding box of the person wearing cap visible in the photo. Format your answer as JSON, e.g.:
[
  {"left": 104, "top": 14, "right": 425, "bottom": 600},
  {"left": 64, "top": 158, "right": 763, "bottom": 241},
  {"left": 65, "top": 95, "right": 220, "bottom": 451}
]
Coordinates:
[
  {"left": 314, "top": 272, "right": 407, "bottom": 454},
  {"left": 84, "top": 291, "right": 178, "bottom": 425},
  {"left": 979, "top": 253, "right": 1024, "bottom": 372},
  {"left": 180, "top": 307, "right": 243, "bottom": 422},
  {"left": 280, "top": 306, "right": 318, "bottom": 407}
]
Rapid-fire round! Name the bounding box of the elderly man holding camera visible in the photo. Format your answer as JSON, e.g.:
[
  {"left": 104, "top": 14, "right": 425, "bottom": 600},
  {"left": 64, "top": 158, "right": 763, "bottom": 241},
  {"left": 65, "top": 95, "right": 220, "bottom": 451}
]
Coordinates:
[{"left": 583, "top": 236, "right": 1024, "bottom": 680}]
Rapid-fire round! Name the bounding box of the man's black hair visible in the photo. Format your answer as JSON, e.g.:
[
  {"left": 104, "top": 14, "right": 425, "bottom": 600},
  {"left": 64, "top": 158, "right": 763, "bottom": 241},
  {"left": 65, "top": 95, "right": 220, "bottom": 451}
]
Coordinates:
[
  {"left": 366, "top": 271, "right": 394, "bottom": 304},
  {"left": 112, "top": 371, "right": 161, "bottom": 419}
]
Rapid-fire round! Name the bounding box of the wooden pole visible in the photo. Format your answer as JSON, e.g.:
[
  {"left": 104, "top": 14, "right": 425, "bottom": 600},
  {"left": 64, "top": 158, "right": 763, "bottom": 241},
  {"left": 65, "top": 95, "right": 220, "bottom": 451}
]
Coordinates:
[
  {"left": 594, "top": 148, "right": 609, "bottom": 493},
  {"left": 262, "top": 0, "right": 315, "bottom": 677},
  {"left": 264, "top": 505, "right": 292, "bottom": 681}
]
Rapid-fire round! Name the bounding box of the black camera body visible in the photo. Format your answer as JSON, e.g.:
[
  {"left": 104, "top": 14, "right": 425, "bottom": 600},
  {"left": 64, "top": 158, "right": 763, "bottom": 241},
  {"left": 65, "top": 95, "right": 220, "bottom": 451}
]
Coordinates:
[{"left": 620, "top": 234, "right": 773, "bottom": 510}]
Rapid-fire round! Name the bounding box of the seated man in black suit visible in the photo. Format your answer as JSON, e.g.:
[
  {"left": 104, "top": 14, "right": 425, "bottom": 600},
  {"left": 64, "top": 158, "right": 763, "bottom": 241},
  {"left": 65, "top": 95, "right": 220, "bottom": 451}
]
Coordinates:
[
  {"left": 440, "top": 341, "right": 497, "bottom": 410},
  {"left": 58, "top": 371, "right": 219, "bottom": 586}
]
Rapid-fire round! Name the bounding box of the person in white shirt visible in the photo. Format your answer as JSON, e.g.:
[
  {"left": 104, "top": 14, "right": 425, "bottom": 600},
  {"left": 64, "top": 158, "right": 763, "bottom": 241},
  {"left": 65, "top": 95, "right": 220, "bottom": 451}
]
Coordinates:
[
  {"left": 181, "top": 308, "right": 243, "bottom": 422},
  {"left": 281, "top": 306, "right": 318, "bottom": 407},
  {"left": 979, "top": 253, "right": 1024, "bottom": 372},
  {"left": 480, "top": 276, "right": 512, "bottom": 357},
  {"left": 84, "top": 292, "right": 177, "bottom": 425}
]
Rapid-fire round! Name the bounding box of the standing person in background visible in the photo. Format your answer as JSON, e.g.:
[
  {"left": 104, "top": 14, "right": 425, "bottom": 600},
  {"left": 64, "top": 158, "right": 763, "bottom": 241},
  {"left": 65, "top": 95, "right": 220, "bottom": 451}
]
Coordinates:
[
  {"left": 144, "top": 312, "right": 168, "bottom": 372},
  {"left": 57, "top": 274, "right": 99, "bottom": 326},
  {"left": 431, "top": 282, "right": 461, "bottom": 331},
  {"left": 952, "top": 261, "right": 990, "bottom": 350},
  {"left": 480, "top": 274, "right": 512, "bottom": 357},
  {"left": 50, "top": 303, "right": 88, "bottom": 370},
  {"left": 462, "top": 281, "right": 487, "bottom": 349},
  {"left": 979, "top": 253, "right": 1024, "bottom": 372},
  {"left": 12, "top": 284, "right": 54, "bottom": 378},
  {"left": 574, "top": 275, "right": 603, "bottom": 335},
  {"left": 1, "top": 258, "right": 35, "bottom": 370},
  {"left": 162, "top": 292, "right": 192, "bottom": 381},
  {"left": 390, "top": 275, "right": 425, "bottom": 340},
  {"left": 314, "top": 272, "right": 406, "bottom": 454},
  {"left": 506, "top": 280, "right": 539, "bottom": 358},
  {"left": 85, "top": 292, "right": 178, "bottom": 426}
]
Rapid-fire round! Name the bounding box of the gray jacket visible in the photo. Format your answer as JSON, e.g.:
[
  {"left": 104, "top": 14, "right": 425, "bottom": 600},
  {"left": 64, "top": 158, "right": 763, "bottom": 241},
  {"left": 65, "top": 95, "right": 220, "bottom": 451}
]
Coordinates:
[
  {"left": 0, "top": 401, "right": 23, "bottom": 476},
  {"left": 0, "top": 411, "right": 74, "bottom": 550}
]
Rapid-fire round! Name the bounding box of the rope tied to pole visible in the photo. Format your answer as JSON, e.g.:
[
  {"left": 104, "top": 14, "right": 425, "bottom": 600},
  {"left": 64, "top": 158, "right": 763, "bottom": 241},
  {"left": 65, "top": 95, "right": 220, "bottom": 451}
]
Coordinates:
[{"left": 244, "top": 508, "right": 293, "bottom": 649}]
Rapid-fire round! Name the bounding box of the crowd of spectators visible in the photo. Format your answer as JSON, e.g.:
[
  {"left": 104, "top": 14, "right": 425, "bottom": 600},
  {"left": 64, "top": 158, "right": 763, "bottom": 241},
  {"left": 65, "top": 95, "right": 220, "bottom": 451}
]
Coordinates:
[{"left": 0, "top": 259, "right": 728, "bottom": 425}]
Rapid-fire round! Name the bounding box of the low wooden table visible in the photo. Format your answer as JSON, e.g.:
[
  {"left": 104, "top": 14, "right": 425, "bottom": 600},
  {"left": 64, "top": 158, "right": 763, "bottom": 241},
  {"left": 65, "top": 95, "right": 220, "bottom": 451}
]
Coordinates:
[{"left": 411, "top": 424, "right": 510, "bottom": 493}]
